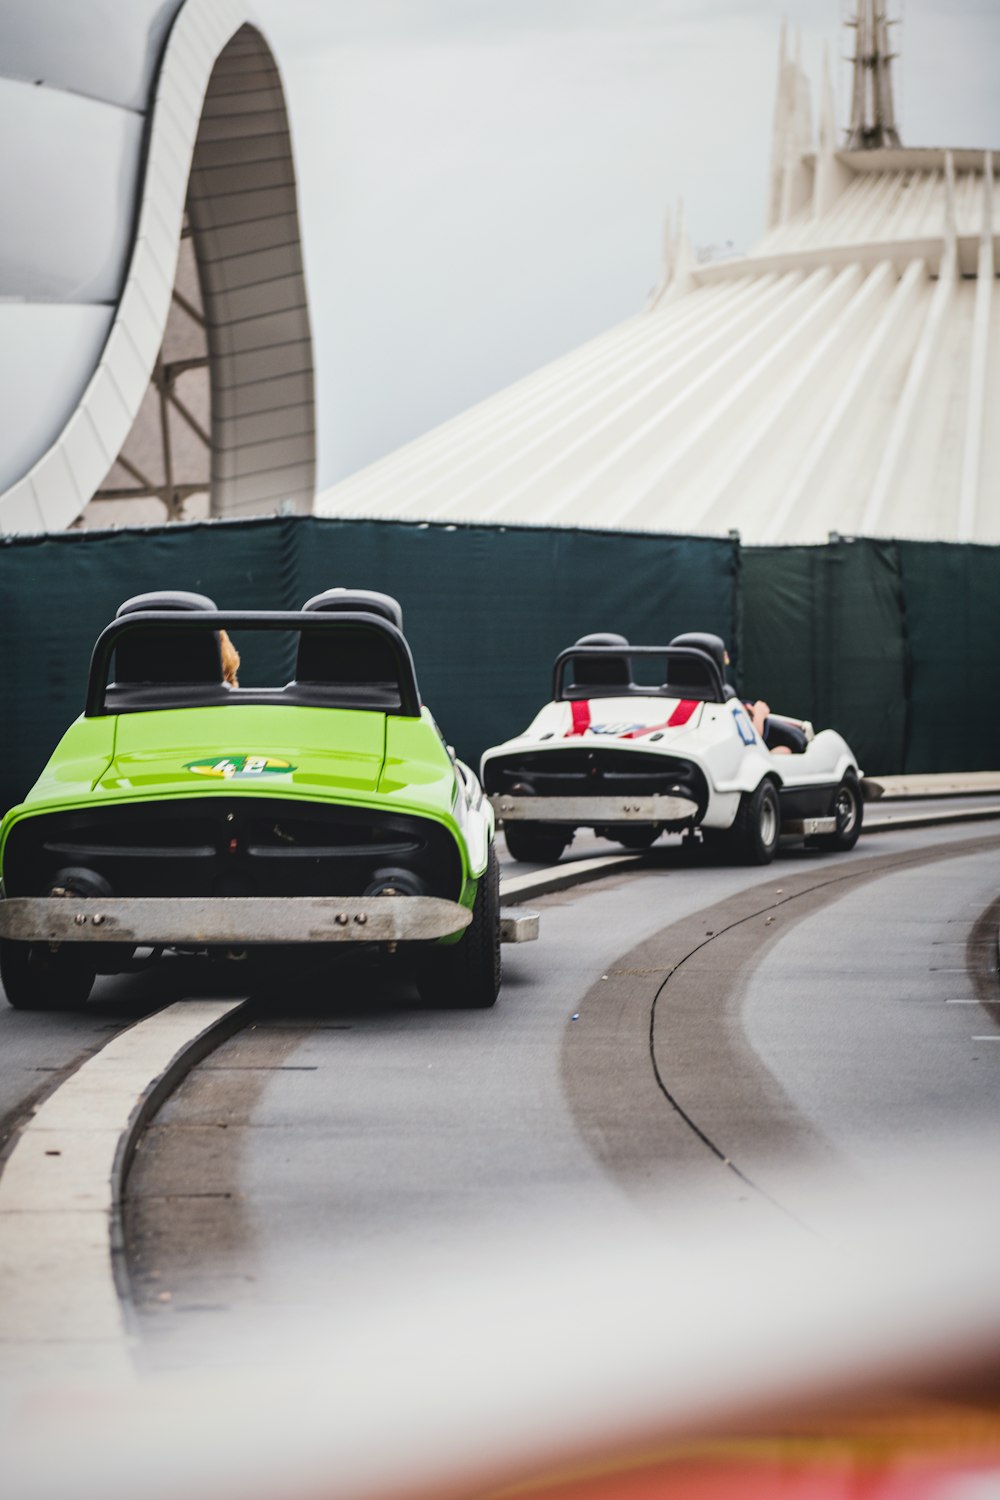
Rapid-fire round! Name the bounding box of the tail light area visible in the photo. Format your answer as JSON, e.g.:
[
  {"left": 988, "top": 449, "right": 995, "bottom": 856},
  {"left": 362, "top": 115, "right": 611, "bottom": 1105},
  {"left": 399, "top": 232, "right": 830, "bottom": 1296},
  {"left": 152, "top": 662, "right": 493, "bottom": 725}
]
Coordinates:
[
  {"left": 2, "top": 799, "right": 463, "bottom": 903},
  {"left": 483, "top": 749, "right": 709, "bottom": 820}
]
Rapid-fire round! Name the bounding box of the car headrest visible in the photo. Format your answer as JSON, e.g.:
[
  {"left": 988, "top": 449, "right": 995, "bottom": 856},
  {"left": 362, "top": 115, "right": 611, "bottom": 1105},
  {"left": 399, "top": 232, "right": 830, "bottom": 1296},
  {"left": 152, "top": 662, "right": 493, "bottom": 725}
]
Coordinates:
[
  {"left": 112, "top": 591, "right": 223, "bottom": 687},
  {"left": 669, "top": 632, "right": 726, "bottom": 671},
  {"left": 116, "top": 591, "right": 218, "bottom": 616},
  {"left": 569, "top": 632, "right": 632, "bottom": 690},
  {"left": 302, "top": 589, "right": 404, "bottom": 631},
  {"left": 294, "top": 623, "right": 401, "bottom": 693},
  {"left": 668, "top": 632, "right": 736, "bottom": 699}
]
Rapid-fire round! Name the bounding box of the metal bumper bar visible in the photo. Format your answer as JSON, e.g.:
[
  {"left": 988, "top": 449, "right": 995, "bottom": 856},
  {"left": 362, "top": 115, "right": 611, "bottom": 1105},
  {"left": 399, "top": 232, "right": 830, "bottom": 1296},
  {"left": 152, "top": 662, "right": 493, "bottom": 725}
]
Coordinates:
[
  {"left": 489, "top": 793, "right": 699, "bottom": 824},
  {"left": 0, "top": 895, "right": 472, "bottom": 946},
  {"left": 781, "top": 816, "right": 837, "bottom": 836},
  {"left": 499, "top": 908, "right": 540, "bottom": 943}
]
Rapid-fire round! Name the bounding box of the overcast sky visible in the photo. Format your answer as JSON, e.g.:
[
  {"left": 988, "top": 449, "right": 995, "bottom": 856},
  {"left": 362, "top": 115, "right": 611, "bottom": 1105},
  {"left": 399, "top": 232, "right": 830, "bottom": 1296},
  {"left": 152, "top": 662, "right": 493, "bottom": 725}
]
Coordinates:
[{"left": 253, "top": 1, "right": 1000, "bottom": 489}]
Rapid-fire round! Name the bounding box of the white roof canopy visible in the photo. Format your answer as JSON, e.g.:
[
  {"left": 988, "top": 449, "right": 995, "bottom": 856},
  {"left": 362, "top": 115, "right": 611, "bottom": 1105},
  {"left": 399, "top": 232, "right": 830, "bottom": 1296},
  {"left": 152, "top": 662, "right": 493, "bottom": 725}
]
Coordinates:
[{"left": 318, "top": 6, "right": 999, "bottom": 546}]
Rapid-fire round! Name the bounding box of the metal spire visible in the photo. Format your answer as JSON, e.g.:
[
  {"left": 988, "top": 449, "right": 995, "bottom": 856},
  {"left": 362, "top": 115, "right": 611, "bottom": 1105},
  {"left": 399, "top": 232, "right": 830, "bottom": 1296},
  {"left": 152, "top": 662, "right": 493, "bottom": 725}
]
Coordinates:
[{"left": 845, "top": 0, "right": 902, "bottom": 150}]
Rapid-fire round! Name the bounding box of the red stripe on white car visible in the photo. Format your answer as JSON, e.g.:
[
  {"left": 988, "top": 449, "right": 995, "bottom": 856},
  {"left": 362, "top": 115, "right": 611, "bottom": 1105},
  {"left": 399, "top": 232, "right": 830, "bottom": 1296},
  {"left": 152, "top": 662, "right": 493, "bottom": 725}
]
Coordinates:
[
  {"left": 565, "top": 699, "right": 699, "bottom": 741},
  {"left": 566, "top": 700, "right": 592, "bottom": 737},
  {"left": 666, "top": 698, "right": 699, "bottom": 727},
  {"left": 620, "top": 701, "right": 701, "bottom": 738}
]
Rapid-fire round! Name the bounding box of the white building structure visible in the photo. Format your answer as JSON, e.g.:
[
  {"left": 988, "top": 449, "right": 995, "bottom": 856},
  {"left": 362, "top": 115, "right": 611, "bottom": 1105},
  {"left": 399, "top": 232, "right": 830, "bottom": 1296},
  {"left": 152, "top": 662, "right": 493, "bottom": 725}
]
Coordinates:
[
  {"left": 0, "top": 0, "right": 315, "bottom": 535},
  {"left": 317, "top": 3, "right": 999, "bottom": 546}
]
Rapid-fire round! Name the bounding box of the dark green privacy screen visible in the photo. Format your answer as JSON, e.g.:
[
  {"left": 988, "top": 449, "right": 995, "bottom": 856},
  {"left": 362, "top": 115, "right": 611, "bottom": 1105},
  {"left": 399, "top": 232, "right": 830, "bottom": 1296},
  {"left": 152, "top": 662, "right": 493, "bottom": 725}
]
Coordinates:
[
  {"left": 743, "top": 537, "right": 1000, "bottom": 776},
  {"left": 0, "top": 516, "right": 738, "bottom": 815},
  {"left": 898, "top": 542, "right": 1000, "bottom": 774},
  {"left": 742, "top": 540, "right": 907, "bottom": 774},
  {"left": 2, "top": 517, "right": 996, "bottom": 814}
]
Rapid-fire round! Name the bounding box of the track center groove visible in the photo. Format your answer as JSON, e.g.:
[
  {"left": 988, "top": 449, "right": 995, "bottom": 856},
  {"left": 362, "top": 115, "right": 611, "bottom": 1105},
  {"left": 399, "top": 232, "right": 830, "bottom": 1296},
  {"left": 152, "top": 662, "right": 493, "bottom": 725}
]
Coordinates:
[{"left": 562, "top": 831, "right": 1000, "bottom": 1222}]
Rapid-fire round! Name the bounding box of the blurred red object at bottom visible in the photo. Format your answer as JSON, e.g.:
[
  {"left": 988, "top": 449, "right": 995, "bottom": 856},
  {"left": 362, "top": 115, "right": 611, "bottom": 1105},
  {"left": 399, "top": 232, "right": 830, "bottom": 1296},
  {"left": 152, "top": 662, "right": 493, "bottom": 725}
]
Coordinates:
[{"left": 484, "top": 1444, "right": 1000, "bottom": 1500}]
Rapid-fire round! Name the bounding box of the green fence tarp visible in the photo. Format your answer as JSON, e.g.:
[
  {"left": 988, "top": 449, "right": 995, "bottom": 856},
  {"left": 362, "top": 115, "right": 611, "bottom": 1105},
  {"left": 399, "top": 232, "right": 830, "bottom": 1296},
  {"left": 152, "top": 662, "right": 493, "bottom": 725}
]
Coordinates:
[
  {"left": 898, "top": 542, "right": 1000, "bottom": 774},
  {"left": 0, "top": 516, "right": 739, "bottom": 816},
  {"left": 3, "top": 517, "right": 996, "bottom": 809},
  {"left": 742, "top": 539, "right": 907, "bottom": 774}
]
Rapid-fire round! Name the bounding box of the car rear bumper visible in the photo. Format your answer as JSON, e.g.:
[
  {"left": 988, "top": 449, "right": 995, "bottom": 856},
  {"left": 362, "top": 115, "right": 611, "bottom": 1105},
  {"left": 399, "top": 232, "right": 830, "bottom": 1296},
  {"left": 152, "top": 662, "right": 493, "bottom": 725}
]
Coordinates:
[
  {"left": 0, "top": 895, "right": 473, "bottom": 946},
  {"left": 488, "top": 793, "right": 699, "bottom": 825},
  {"left": 0, "top": 895, "right": 539, "bottom": 947}
]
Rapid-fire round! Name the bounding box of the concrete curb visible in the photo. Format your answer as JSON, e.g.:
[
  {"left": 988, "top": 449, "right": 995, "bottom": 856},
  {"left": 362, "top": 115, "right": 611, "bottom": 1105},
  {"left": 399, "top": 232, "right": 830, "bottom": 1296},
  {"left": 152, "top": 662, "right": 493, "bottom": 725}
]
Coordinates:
[
  {"left": 874, "top": 773, "right": 1000, "bottom": 799},
  {"left": 108, "top": 999, "right": 251, "bottom": 1315},
  {"left": 500, "top": 852, "right": 643, "bottom": 902},
  {"left": 864, "top": 804, "right": 1000, "bottom": 833},
  {"left": 499, "top": 801, "right": 1000, "bottom": 903},
  {"left": 0, "top": 997, "right": 247, "bottom": 1385}
]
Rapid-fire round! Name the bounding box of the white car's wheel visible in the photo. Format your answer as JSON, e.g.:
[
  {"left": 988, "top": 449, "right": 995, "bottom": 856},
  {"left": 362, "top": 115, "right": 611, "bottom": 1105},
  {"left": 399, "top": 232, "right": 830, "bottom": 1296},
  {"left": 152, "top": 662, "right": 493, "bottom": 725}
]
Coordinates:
[
  {"left": 810, "top": 771, "right": 863, "bottom": 853},
  {"left": 730, "top": 779, "right": 780, "bottom": 865},
  {"left": 503, "top": 823, "right": 571, "bottom": 864}
]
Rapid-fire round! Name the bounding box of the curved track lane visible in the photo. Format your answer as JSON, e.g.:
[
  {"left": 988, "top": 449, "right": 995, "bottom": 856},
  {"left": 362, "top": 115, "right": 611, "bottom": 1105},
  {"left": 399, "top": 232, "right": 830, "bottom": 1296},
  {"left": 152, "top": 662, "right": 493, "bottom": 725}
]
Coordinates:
[{"left": 120, "top": 818, "right": 1000, "bottom": 1369}]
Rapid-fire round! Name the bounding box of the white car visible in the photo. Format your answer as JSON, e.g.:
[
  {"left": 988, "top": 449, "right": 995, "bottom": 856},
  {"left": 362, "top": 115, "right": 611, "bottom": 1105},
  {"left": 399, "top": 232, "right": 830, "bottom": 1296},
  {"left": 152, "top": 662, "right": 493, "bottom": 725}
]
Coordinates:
[{"left": 481, "top": 632, "right": 865, "bottom": 866}]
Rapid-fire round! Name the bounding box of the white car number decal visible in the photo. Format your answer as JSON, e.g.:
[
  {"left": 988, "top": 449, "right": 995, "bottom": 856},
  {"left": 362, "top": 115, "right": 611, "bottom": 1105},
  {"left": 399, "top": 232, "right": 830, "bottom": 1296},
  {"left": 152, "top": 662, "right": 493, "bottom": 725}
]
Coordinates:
[
  {"left": 589, "top": 722, "right": 645, "bottom": 738},
  {"left": 732, "top": 706, "right": 756, "bottom": 746}
]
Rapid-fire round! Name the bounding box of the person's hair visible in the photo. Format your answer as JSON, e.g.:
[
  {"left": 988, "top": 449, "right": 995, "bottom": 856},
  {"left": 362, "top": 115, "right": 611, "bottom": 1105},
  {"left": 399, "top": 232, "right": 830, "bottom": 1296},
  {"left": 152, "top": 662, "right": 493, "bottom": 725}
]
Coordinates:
[{"left": 220, "top": 630, "right": 240, "bottom": 687}]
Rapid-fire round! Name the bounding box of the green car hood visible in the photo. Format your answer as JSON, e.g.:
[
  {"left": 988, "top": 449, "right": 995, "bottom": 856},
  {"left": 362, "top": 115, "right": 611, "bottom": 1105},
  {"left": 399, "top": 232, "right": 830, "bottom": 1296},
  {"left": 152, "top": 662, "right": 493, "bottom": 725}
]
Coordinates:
[{"left": 100, "top": 705, "right": 387, "bottom": 799}]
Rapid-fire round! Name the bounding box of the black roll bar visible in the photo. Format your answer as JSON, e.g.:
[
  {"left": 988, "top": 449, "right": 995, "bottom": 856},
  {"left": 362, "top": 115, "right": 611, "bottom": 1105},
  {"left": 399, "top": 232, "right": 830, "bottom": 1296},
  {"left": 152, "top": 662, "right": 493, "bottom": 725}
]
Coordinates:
[
  {"left": 86, "top": 610, "right": 422, "bottom": 719},
  {"left": 551, "top": 644, "right": 726, "bottom": 704}
]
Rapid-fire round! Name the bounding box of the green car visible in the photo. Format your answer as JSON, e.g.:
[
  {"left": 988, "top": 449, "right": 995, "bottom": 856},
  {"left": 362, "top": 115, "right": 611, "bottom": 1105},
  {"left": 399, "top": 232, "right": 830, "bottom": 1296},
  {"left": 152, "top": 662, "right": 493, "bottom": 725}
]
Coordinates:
[{"left": 0, "top": 590, "right": 506, "bottom": 1011}]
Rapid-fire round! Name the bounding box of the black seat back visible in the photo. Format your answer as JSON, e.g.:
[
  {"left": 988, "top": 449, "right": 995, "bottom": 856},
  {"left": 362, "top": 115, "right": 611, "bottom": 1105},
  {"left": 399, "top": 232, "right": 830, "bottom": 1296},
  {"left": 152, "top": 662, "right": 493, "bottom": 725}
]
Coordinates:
[
  {"left": 566, "top": 633, "right": 632, "bottom": 694},
  {"left": 296, "top": 591, "right": 405, "bottom": 692},
  {"left": 668, "top": 632, "right": 736, "bottom": 700},
  {"left": 293, "top": 625, "right": 401, "bottom": 693},
  {"left": 112, "top": 591, "right": 223, "bottom": 687}
]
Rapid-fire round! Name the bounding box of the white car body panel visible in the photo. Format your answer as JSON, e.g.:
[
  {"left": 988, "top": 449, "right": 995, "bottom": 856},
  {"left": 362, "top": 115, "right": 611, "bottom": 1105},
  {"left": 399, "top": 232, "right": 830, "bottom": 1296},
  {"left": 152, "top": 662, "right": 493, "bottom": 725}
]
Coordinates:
[{"left": 482, "top": 693, "right": 860, "bottom": 834}]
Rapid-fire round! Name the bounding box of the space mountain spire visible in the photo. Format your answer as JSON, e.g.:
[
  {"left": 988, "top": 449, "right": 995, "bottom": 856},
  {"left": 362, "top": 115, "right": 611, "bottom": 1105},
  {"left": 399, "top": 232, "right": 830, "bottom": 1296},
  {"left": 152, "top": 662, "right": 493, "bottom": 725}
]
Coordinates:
[
  {"left": 845, "top": 0, "right": 902, "bottom": 150},
  {"left": 767, "top": 22, "right": 815, "bottom": 230}
]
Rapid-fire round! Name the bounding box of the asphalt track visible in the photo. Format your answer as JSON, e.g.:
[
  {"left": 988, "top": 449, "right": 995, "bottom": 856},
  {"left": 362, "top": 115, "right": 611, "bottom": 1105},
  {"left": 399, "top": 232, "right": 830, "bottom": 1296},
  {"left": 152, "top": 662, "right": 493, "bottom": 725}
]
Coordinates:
[
  {"left": 86, "top": 811, "right": 1000, "bottom": 1373},
  {"left": 1, "top": 799, "right": 998, "bottom": 1375}
]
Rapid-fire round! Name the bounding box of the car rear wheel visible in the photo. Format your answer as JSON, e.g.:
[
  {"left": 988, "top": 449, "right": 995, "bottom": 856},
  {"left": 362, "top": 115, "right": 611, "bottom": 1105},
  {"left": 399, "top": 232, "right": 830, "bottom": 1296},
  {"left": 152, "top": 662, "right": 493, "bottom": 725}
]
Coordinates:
[
  {"left": 614, "top": 826, "right": 660, "bottom": 851},
  {"left": 810, "top": 771, "right": 863, "bottom": 852},
  {"left": 730, "top": 779, "right": 780, "bottom": 865},
  {"left": 0, "top": 939, "right": 96, "bottom": 1011},
  {"left": 416, "top": 844, "right": 501, "bottom": 1009},
  {"left": 503, "top": 822, "right": 571, "bottom": 865}
]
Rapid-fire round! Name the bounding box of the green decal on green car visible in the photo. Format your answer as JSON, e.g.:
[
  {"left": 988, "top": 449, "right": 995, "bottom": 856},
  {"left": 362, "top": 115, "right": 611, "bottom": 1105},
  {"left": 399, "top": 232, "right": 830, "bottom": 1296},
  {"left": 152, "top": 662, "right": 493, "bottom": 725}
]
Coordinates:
[{"left": 184, "top": 754, "right": 295, "bottom": 780}]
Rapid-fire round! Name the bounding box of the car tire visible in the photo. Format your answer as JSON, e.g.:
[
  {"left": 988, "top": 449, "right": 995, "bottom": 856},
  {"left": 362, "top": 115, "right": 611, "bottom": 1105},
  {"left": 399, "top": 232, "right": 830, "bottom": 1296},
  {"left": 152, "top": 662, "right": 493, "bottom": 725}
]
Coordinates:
[
  {"left": 614, "top": 826, "right": 660, "bottom": 851},
  {"left": 0, "top": 939, "right": 96, "bottom": 1011},
  {"left": 416, "top": 844, "right": 501, "bottom": 1009},
  {"left": 811, "top": 771, "right": 863, "bottom": 852},
  {"left": 503, "top": 822, "right": 571, "bottom": 865},
  {"left": 730, "top": 779, "right": 781, "bottom": 865}
]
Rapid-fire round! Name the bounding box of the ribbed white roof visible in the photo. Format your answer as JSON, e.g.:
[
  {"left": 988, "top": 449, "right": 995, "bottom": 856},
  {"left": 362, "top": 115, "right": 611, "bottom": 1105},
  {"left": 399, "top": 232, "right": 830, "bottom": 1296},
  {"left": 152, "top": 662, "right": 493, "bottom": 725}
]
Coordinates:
[{"left": 317, "top": 21, "right": 999, "bottom": 546}]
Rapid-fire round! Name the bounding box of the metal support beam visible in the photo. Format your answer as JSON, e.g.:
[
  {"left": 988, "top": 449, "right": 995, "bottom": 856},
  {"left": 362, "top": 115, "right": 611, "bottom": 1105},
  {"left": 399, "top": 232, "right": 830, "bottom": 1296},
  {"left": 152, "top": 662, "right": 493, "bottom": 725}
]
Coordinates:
[
  {"left": 762, "top": 258, "right": 925, "bottom": 542},
  {"left": 845, "top": 0, "right": 902, "bottom": 151},
  {"left": 695, "top": 262, "right": 888, "bottom": 530},
  {"left": 957, "top": 152, "right": 995, "bottom": 541},
  {"left": 859, "top": 153, "right": 958, "bottom": 534}
]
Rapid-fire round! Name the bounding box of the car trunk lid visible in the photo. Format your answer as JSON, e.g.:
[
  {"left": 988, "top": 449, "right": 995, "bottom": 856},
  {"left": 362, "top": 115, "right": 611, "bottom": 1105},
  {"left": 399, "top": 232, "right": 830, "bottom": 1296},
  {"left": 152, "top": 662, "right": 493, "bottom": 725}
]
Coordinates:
[{"left": 98, "top": 705, "right": 387, "bottom": 801}]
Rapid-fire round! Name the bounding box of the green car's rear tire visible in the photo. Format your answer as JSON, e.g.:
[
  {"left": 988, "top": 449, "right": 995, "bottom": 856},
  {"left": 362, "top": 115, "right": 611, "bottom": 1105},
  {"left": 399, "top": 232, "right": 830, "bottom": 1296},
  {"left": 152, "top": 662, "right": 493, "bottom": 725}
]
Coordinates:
[
  {"left": 417, "top": 844, "right": 501, "bottom": 1009},
  {"left": 503, "top": 822, "right": 570, "bottom": 864},
  {"left": 0, "top": 939, "right": 96, "bottom": 1011}
]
